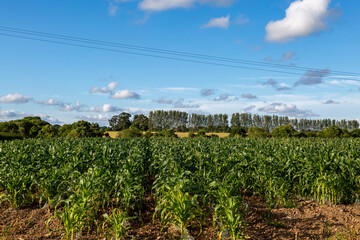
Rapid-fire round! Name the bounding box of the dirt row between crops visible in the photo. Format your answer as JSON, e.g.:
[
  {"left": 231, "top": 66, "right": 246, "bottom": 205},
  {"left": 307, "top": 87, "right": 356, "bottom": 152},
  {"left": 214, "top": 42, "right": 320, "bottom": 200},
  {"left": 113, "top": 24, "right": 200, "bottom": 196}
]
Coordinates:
[{"left": 1, "top": 194, "right": 360, "bottom": 240}]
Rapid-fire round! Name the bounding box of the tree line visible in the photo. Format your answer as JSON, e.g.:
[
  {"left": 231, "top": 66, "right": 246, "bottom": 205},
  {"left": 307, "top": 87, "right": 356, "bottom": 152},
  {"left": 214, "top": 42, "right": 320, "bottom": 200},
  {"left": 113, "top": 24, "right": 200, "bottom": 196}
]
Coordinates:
[
  {"left": 0, "top": 111, "right": 359, "bottom": 140},
  {"left": 0, "top": 117, "right": 104, "bottom": 140},
  {"left": 109, "top": 110, "right": 359, "bottom": 132}
]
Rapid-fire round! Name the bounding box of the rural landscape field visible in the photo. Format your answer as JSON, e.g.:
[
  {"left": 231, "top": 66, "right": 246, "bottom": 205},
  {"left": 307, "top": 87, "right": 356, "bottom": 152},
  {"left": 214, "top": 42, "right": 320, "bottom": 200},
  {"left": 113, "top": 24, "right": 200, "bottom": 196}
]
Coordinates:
[
  {"left": 1, "top": 0, "right": 360, "bottom": 239},
  {"left": 1, "top": 137, "right": 360, "bottom": 239}
]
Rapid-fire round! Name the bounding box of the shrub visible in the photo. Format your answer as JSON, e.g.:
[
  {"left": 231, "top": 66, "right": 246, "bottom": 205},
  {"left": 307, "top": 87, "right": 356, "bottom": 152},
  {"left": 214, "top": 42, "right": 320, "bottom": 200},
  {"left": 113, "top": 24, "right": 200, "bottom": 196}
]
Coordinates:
[
  {"left": 229, "top": 127, "right": 247, "bottom": 138},
  {"left": 271, "top": 125, "right": 297, "bottom": 138},
  {"left": 247, "top": 127, "right": 269, "bottom": 138},
  {"left": 317, "top": 126, "right": 344, "bottom": 138},
  {"left": 117, "top": 127, "right": 142, "bottom": 138}
]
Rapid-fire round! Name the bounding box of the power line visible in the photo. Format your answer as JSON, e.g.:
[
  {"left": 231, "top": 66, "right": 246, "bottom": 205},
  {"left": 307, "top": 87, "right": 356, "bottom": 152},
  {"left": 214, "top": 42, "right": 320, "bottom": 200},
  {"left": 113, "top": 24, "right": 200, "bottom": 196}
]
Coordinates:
[
  {"left": 0, "top": 25, "right": 359, "bottom": 80},
  {"left": 1, "top": 25, "right": 359, "bottom": 77}
]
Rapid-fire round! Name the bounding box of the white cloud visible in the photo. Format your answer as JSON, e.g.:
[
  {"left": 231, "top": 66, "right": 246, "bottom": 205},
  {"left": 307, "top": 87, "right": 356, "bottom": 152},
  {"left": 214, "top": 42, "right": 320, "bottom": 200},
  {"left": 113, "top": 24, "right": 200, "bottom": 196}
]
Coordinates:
[
  {"left": 37, "top": 98, "right": 63, "bottom": 106},
  {"left": 328, "top": 80, "right": 360, "bottom": 87},
  {"left": 90, "top": 81, "right": 119, "bottom": 94},
  {"left": 201, "top": 15, "right": 230, "bottom": 29},
  {"left": 36, "top": 114, "right": 63, "bottom": 124},
  {"left": 89, "top": 104, "right": 122, "bottom": 113},
  {"left": 0, "top": 110, "right": 62, "bottom": 124},
  {"left": 60, "top": 101, "right": 86, "bottom": 112},
  {"left": 265, "top": 0, "right": 334, "bottom": 43},
  {"left": 0, "top": 93, "right": 32, "bottom": 104},
  {"left": 258, "top": 102, "right": 318, "bottom": 117},
  {"left": 139, "top": 0, "right": 233, "bottom": 11},
  {"left": 0, "top": 110, "right": 28, "bottom": 119},
  {"left": 77, "top": 114, "right": 111, "bottom": 123},
  {"left": 111, "top": 89, "right": 140, "bottom": 99}
]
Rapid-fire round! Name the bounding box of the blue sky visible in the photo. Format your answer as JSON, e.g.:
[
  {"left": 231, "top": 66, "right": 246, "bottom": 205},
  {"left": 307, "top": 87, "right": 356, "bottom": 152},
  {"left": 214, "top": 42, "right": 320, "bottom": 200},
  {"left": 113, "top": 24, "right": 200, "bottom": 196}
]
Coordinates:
[{"left": 0, "top": 0, "right": 359, "bottom": 125}]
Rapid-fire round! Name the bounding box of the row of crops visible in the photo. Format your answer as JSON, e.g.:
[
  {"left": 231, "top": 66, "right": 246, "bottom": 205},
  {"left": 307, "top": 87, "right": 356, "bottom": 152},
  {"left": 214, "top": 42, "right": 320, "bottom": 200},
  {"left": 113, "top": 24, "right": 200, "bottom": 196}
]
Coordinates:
[{"left": 1, "top": 138, "right": 360, "bottom": 239}]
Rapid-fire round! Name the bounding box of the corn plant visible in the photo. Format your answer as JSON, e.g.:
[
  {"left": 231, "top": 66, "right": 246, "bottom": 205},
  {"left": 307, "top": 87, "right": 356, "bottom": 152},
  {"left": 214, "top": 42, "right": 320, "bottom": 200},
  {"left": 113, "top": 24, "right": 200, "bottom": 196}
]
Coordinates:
[
  {"left": 102, "top": 208, "right": 135, "bottom": 240},
  {"left": 211, "top": 175, "right": 246, "bottom": 240},
  {"left": 154, "top": 186, "right": 202, "bottom": 239}
]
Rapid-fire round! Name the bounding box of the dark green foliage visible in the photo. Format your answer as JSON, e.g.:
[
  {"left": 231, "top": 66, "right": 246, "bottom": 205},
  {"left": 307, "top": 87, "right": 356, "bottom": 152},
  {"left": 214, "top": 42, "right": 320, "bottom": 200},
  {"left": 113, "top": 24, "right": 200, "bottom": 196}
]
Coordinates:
[
  {"left": 196, "top": 130, "right": 207, "bottom": 138},
  {"left": 161, "top": 129, "right": 178, "bottom": 138},
  {"left": 132, "top": 114, "right": 150, "bottom": 131},
  {"left": 299, "top": 130, "right": 318, "bottom": 138},
  {"left": 108, "top": 112, "right": 132, "bottom": 131},
  {"left": 151, "top": 129, "right": 178, "bottom": 138},
  {"left": 58, "top": 121, "right": 104, "bottom": 138},
  {"left": 350, "top": 129, "right": 360, "bottom": 138},
  {"left": 317, "top": 126, "right": 345, "bottom": 138},
  {"left": 0, "top": 132, "right": 23, "bottom": 141},
  {"left": 247, "top": 127, "right": 270, "bottom": 138},
  {"left": 188, "top": 132, "right": 196, "bottom": 138},
  {"left": 271, "top": 125, "right": 297, "bottom": 138},
  {"left": 0, "top": 121, "right": 19, "bottom": 134},
  {"left": 229, "top": 127, "right": 247, "bottom": 137},
  {"left": 37, "top": 125, "right": 59, "bottom": 138},
  {"left": 117, "top": 127, "right": 142, "bottom": 138}
]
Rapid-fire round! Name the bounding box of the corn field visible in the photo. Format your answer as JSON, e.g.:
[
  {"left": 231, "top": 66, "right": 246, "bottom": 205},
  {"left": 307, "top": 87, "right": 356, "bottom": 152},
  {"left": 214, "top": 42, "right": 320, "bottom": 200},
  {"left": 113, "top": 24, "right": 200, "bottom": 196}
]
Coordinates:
[{"left": 1, "top": 138, "right": 360, "bottom": 239}]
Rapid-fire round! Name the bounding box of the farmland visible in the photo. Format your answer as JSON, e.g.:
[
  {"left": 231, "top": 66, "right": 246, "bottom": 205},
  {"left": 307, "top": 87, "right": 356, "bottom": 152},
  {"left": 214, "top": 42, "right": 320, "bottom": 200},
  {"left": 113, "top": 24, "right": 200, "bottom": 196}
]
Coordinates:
[{"left": 1, "top": 138, "right": 360, "bottom": 239}]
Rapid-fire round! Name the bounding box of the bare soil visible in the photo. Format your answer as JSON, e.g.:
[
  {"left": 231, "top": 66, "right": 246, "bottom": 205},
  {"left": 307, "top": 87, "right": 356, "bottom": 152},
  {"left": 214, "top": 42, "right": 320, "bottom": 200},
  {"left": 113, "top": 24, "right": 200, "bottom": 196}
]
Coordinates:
[{"left": 1, "top": 195, "right": 360, "bottom": 240}]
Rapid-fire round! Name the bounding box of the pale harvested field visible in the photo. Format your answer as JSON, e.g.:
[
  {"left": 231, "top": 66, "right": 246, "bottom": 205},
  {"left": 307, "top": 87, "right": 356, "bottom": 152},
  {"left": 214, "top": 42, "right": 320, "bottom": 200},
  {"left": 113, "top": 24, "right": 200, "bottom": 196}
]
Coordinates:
[{"left": 106, "top": 131, "right": 229, "bottom": 138}]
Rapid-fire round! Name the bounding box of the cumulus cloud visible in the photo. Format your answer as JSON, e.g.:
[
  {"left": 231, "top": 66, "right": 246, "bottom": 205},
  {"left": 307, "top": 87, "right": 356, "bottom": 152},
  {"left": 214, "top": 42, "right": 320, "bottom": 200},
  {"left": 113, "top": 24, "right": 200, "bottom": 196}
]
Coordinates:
[
  {"left": 89, "top": 104, "right": 123, "bottom": 113},
  {"left": 0, "top": 93, "right": 32, "bottom": 104},
  {"left": 201, "top": 15, "right": 230, "bottom": 29},
  {"left": 37, "top": 98, "right": 63, "bottom": 106},
  {"left": 263, "top": 79, "right": 291, "bottom": 91},
  {"left": 200, "top": 89, "right": 215, "bottom": 96},
  {"left": 90, "top": 82, "right": 118, "bottom": 94},
  {"left": 265, "top": 0, "right": 336, "bottom": 43},
  {"left": 328, "top": 79, "right": 360, "bottom": 87},
  {"left": 323, "top": 99, "right": 339, "bottom": 104},
  {"left": 241, "top": 93, "right": 257, "bottom": 99},
  {"left": 173, "top": 98, "right": 199, "bottom": 108},
  {"left": 0, "top": 110, "right": 28, "bottom": 119},
  {"left": 36, "top": 114, "right": 63, "bottom": 125},
  {"left": 60, "top": 101, "right": 86, "bottom": 112},
  {"left": 155, "top": 97, "right": 174, "bottom": 104},
  {"left": 111, "top": 89, "right": 140, "bottom": 99},
  {"left": 77, "top": 114, "right": 111, "bottom": 123},
  {"left": 258, "top": 102, "right": 318, "bottom": 117},
  {"left": 294, "top": 69, "right": 329, "bottom": 87},
  {"left": 139, "top": 0, "right": 234, "bottom": 11},
  {"left": 0, "top": 110, "right": 62, "bottom": 124}
]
